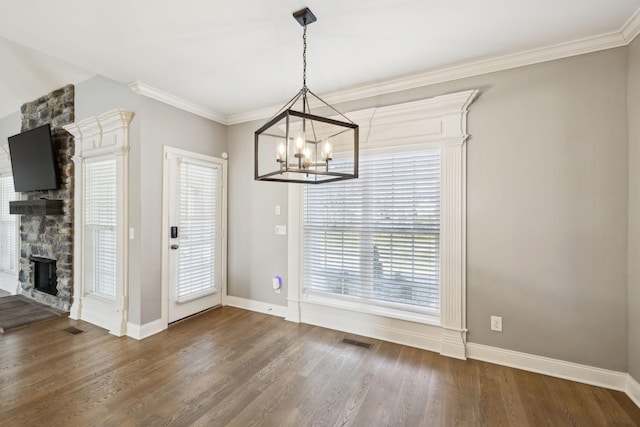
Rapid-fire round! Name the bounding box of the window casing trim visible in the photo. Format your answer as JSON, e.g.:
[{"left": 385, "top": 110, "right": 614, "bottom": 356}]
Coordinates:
[
  {"left": 287, "top": 90, "right": 478, "bottom": 360},
  {"left": 64, "top": 109, "right": 133, "bottom": 337},
  {"left": 0, "top": 173, "right": 18, "bottom": 290}
]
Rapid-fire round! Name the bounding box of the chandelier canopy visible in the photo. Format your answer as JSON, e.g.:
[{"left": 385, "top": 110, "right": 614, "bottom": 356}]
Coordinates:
[{"left": 254, "top": 7, "right": 359, "bottom": 184}]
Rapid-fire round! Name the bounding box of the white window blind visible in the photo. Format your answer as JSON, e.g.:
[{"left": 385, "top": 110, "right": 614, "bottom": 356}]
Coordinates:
[
  {"left": 0, "top": 176, "right": 16, "bottom": 273},
  {"left": 84, "top": 158, "right": 117, "bottom": 298},
  {"left": 176, "top": 160, "right": 218, "bottom": 301},
  {"left": 303, "top": 149, "right": 441, "bottom": 312}
]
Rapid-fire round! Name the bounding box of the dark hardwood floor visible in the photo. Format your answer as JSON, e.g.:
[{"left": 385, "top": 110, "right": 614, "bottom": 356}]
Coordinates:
[{"left": 0, "top": 306, "right": 638, "bottom": 426}]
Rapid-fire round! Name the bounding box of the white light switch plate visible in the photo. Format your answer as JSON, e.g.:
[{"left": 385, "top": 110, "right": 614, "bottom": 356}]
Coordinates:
[
  {"left": 275, "top": 225, "right": 287, "bottom": 235},
  {"left": 491, "top": 316, "right": 502, "bottom": 332}
]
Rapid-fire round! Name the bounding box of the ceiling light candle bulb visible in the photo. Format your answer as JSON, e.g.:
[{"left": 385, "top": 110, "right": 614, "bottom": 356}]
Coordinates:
[
  {"left": 277, "top": 140, "right": 286, "bottom": 162},
  {"left": 322, "top": 139, "right": 332, "bottom": 161},
  {"left": 294, "top": 131, "right": 305, "bottom": 156}
]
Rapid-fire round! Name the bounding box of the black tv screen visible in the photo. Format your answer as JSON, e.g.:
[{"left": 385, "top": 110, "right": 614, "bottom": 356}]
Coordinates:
[{"left": 8, "top": 124, "right": 58, "bottom": 192}]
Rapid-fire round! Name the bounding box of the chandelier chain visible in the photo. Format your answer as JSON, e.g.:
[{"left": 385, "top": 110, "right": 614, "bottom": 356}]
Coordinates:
[{"left": 303, "top": 24, "right": 307, "bottom": 89}]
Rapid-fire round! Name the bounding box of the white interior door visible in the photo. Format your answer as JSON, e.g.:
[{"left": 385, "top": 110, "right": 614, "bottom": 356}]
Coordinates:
[{"left": 165, "top": 149, "right": 224, "bottom": 323}]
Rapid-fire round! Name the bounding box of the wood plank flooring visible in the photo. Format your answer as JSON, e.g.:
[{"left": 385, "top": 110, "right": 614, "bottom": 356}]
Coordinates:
[
  {"left": 0, "top": 295, "right": 65, "bottom": 333},
  {"left": 0, "top": 306, "right": 638, "bottom": 426}
]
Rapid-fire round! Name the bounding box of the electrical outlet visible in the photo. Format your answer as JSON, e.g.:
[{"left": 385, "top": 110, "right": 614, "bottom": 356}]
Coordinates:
[
  {"left": 491, "top": 316, "right": 502, "bottom": 332},
  {"left": 275, "top": 225, "right": 287, "bottom": 235},
  {"left": 275, "top": 205, "right": 281, "bottom": 215}
]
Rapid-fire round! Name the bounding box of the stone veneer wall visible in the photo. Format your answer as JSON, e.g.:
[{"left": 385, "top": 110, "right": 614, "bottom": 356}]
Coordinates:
[{"left": 18, "top": 85, "right": 74, "bottom": 311}]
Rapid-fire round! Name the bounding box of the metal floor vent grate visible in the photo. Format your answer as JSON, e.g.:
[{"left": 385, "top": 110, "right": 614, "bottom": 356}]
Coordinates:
[
  {"left": 63, "top": 327, "right": 84, "bottom": 335},
  {"left": 342, "top": 338, "right": 372, "bottom": 349}
]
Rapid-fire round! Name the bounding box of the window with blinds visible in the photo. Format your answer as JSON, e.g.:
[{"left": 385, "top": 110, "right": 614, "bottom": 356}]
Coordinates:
[
  {"left": 0, "top": 175, "right": 17, "bottom": 273},
  {"left": 176, "top": 160, "right": 218, "bottom": 301},
  {"left": 303, "top": 149, "right": 441, "bottom": 313},
  {"left": 84, "top": 158, "right": 117, "bottom": 299}
]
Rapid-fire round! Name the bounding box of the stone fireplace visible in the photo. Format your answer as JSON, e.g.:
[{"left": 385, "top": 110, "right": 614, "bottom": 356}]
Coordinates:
[{"left": 15, "top": 85, "right": 74, "bottom": 311}]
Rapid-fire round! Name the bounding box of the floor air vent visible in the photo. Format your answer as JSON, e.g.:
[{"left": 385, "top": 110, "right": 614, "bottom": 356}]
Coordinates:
[
  {"left": 64, "top": 327, "right": 84, "bottom": 335},
  {"left": 342, "top": 338, "right": 372, "bottom": 349}
]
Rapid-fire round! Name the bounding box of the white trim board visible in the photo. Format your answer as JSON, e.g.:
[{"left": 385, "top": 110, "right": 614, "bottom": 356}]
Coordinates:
[
  {"left": 127, "top": 319, "right": 165, "bottom": 340},
  {"left": 224, "top": 295, "right": 287, "bottom": 318},
  {"left": 128, "top": 7, "right": 640, "bottom": 126},
  {"left": 466, "top": 343, "right": 628, "bottom": 391},
  {"left": 628, "top": 375, "right": 640, "bottom": 408}
]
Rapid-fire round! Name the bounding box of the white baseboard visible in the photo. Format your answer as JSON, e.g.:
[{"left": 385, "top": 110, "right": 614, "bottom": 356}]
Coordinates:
[
  {"left": 224, "top": 295, "right": 287, "bottom": 318},
  {"left": 466, "top": 343, "right": 628, "bottom": 391},
  {"left": 627, "top": 374, "right": 640, "bottom": 408},
  {"left": 127, "top": 319, "right": 165, "bottom": 340}
]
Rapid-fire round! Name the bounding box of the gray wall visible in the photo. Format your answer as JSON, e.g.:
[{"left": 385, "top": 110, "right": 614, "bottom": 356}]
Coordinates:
[
  {"left": 76, "top": 76, "right": 227, "bottom": 325},
  {"left": 0, "top": 112, "right": 20, "bottom": 148},
  {"left": 464, "top": 49, "right": 628, "bottom": 371},
  {"left": 628, "top": 37, "right": 640, "bottom": 382},
  {"left": 228, "top": 47, "right": 630, "bottom": 371},
  {"left": 75, "top": 75, "right": 139, "bottom": 120},
  {"left": 227, "top": 121, "right": 289, "bottom": 305}
]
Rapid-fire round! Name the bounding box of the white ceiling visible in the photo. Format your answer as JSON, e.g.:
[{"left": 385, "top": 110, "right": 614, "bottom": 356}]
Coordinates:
[{"left": 0, "top": 0, "right": 639, "bottom": 122}]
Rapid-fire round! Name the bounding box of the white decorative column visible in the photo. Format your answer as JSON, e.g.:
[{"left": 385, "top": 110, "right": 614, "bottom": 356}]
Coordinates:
[
  {"left": 286, "top": 183, "right": 302, "bottom": 322},
  {"left": 63, "top": 109, "right": 134, "bottom": 336},
  {"left": 438, "top": 91, "right": 478, "bottom": 360}
]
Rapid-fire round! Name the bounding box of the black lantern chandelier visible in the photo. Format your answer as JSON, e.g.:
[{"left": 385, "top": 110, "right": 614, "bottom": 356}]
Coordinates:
[{"left": 255, "top": 7, "right": 359, "bottom": 184}]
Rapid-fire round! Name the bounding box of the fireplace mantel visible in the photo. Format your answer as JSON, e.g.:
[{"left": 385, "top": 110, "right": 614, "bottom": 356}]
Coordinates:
[{"left": 9, "top": 199, "right": 64, "bottom": 215}]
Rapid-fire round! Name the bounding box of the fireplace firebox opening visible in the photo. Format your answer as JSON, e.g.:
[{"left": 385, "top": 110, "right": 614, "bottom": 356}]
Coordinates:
[{"left": 29, "top": 256, "right": 58, "bottom": 296}]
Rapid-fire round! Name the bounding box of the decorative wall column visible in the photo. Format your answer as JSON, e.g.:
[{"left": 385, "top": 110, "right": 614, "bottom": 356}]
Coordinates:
[{"left": 436, "top": 91, "right": 477, "bottom": 360}]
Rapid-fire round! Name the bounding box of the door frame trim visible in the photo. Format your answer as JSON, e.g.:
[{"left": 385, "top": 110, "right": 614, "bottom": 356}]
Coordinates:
[{"left": 160, "top": 146, "right": 228, "bottom": 329}]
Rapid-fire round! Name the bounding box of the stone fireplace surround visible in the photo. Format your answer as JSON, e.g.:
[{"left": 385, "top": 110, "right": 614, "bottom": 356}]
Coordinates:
[{"left": 15, "top": 85, "right": 74, "bottom": 311}]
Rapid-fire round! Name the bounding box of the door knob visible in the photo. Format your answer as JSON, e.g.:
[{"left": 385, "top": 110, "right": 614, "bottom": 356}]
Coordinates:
[{"left": 170, "top": 244, "right": 179, "bottom": 250}]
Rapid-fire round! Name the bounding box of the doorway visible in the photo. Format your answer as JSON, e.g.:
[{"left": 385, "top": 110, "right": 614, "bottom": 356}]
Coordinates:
[{"left": 162, "top": 147, "right": 227, "bottom": 324}]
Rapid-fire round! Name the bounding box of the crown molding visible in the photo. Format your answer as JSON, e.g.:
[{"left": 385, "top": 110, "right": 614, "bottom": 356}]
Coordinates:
[
  {"left": 228, "top": 29, "right": 628, "bottom": 125},
  {"left": 622, "top": 8, "right": 640, "bottom": 42},
  {"left": 128, "top": 81, "right": 227, "bottom": 125},
  {"left": 128, "top": 7, "right": 640, "bottom": 126}
]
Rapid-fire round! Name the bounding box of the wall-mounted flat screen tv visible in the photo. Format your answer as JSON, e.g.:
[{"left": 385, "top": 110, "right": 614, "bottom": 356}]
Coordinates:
[{"left": 8, "top": 124, "right": 59, "bottom": 192}]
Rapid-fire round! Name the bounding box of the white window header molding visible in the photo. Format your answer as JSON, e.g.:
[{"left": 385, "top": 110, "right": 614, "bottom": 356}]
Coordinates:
[
  {"left": 63, "top": 109, "right": 134, "bottom": 157},
  {"left": 349, "top": 90, "right": 478, "bottom": 151}
]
